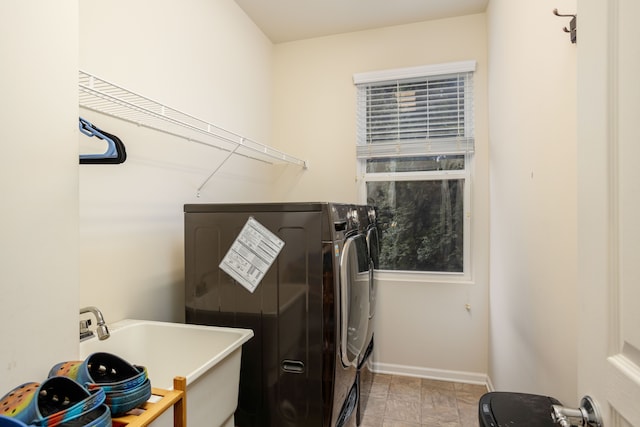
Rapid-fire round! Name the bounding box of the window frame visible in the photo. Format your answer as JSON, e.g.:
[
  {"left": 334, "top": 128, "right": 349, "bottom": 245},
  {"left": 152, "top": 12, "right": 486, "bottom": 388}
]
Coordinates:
[{"left": 354, "top": 61, "right": 476, "bottom": 283}]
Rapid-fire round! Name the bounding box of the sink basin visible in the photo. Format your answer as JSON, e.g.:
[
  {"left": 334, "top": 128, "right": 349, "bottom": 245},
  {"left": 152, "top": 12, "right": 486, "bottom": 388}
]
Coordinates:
[{"left": 79, "top": 319, "right": 253, "bottom": 427}]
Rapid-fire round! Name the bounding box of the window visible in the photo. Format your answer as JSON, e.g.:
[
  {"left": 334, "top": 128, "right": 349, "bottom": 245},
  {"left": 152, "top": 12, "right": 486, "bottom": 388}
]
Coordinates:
[{"left": 354, "top": 61, "right": 475, "bottom": 276}]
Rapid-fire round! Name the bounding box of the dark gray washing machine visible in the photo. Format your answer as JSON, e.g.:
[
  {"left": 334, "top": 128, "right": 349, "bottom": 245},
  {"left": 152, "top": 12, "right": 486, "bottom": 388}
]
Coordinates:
[{"left": 184, "top": 202, "right": 371, "bottom": 427}]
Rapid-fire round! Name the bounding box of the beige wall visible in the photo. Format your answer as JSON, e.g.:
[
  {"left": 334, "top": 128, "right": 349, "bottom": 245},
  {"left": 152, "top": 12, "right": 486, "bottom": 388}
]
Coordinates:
[
  {"left": 272, "top": 14, "right": 490, "bottom": 381},
  {"left": 0, "top": 1, "right": 79, "bottom": 390},
  {"left": 487, "top": 0, "right": 578, "bottom": 403},
  {"left": 78, "top": 0, "right": 279, "bottom": 322},
  {"left": 0, "top": 0, "right": 583, "bottom": 397}
]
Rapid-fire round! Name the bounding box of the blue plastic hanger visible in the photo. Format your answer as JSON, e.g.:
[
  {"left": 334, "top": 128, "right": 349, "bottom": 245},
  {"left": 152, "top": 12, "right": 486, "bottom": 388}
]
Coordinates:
[{"left": 79, "top": 117, "right": 127, "bottom": 164}]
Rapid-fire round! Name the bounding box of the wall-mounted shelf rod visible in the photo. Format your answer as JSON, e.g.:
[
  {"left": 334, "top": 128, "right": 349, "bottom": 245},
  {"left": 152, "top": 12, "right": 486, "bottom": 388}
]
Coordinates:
[{"left": 78, "top": 70, "right": 307, "bottom": 191}]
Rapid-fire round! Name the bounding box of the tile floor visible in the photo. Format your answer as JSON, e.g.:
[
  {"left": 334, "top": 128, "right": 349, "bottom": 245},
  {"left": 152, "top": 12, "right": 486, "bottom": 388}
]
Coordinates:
[{"left": 359, "top": 374, "right": 487, "bottom": 427}]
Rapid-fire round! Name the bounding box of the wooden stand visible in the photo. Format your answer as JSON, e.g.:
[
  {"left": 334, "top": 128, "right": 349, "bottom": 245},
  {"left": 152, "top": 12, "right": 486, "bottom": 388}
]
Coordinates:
[{"left": 112, "top": 376, "right": 186, "bottom": 427}]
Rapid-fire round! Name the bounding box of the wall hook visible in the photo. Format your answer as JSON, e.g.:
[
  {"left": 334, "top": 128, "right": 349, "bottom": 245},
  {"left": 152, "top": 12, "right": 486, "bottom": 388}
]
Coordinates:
[{"left": 553, "top": 8, "right": 577, "bottom": 44}]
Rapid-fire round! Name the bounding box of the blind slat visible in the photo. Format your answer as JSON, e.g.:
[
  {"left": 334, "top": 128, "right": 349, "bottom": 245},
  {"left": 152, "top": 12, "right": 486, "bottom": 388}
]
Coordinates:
[{"left": 356, "top": 138, "right": 474, "bottom": 158}]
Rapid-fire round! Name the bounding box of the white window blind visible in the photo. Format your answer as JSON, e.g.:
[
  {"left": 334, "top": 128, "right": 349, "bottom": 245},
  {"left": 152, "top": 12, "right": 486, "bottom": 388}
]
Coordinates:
[{"left": 354, "top": 61, "right": 475, "bottom": 159}]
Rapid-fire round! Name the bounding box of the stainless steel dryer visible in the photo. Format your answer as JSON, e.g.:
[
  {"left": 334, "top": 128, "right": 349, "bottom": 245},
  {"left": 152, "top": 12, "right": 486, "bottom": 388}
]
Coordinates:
[
  {"left": 355, "top": 205, "right": 379, "bottom": 426},
  {"left": 184, "top": 202, "right": 371, "bottom": 427}
]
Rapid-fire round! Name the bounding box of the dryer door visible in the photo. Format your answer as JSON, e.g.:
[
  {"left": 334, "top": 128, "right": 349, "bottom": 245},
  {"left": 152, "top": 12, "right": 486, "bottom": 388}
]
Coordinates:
[
  {"left": 366, "top": 223, "right": 380, "bottom": 270},
  {"left": 366, "top": 225, "right": 379, "bottom": 319},
  {"left": 339, "top": 233, "right": 371, "bottom": 367}
]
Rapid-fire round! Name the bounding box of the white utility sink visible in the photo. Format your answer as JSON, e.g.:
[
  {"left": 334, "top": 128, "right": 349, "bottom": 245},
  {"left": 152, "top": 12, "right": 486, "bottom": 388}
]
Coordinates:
[{"left": 79, "top": 319, "right": 253, "bottom": 427}]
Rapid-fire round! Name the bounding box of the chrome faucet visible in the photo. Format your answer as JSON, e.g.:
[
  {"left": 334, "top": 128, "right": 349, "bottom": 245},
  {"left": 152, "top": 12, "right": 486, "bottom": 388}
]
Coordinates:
[
  {"left": 79, "top": 306, "right": 110, "bottom": 341},
  {"left": 551, "top": 396, "right": 603, "bottom": 427}
]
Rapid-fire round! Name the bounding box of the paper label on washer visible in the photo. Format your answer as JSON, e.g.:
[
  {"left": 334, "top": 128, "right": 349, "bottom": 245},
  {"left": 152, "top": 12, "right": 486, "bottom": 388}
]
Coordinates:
[{"left": 219, "top": 217, "right": 285, "bottom": 293}]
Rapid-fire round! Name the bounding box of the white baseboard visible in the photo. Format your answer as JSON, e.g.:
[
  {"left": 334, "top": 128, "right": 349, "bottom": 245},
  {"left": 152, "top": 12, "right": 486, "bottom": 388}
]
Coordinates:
[
  {"left": 485, "top": 376, "right": 495, "bottom": 392},
  {"left": 372, "top": 361, "right": 489, "bottom": 388}
]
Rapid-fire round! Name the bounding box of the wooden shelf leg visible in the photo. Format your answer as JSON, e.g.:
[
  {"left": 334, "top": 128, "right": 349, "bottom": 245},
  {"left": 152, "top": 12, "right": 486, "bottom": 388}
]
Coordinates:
[{"left": 173, "top": 376, "right": 187, "bottom": 427}]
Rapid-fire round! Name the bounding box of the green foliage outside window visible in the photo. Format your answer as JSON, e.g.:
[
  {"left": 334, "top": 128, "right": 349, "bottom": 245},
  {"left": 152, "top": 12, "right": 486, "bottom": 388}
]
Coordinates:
[{"left": 367, "top": 177, "right": 464, "bottom": 272}]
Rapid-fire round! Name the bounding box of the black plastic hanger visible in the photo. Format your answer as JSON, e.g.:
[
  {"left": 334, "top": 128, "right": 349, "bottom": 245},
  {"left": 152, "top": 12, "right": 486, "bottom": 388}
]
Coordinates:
[{"left": 79, "top": 117, "right": 127, "bottom": 164}]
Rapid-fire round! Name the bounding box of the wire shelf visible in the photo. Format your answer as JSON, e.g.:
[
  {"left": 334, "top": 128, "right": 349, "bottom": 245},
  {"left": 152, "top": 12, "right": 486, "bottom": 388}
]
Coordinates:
[{"left": 78, "top": 70, "right": 307, "bottom": 193}]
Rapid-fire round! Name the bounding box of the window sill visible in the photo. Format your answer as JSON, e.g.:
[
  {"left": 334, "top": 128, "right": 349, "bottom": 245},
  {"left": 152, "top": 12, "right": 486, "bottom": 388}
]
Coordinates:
[{"left": 374, "top": 269, "right": 474, "bottom": 285}]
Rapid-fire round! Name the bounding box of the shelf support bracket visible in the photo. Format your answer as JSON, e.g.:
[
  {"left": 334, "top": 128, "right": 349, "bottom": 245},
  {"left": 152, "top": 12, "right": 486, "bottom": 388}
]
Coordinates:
[{"left": 196, "top": 139, "right": 243, "bottom": 197}]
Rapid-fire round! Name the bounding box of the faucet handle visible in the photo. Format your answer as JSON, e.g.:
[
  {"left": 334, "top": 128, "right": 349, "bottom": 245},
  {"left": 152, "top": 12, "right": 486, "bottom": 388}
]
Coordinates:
[
  {"left": 79, "top": 318, "right": 92, "bottom": 331},
  {"left": 79, "top": 319, "right": 94, "bottom": 340}
]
